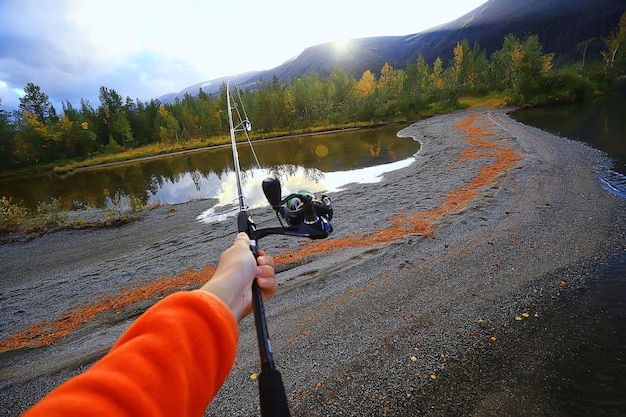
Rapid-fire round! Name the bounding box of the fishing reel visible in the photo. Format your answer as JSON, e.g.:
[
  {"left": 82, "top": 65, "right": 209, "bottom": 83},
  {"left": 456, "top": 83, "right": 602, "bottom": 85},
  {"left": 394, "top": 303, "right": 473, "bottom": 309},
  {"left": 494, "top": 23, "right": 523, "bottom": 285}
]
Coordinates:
[{"left": 256, "top": 177, "right": 333, "bottom": 240}]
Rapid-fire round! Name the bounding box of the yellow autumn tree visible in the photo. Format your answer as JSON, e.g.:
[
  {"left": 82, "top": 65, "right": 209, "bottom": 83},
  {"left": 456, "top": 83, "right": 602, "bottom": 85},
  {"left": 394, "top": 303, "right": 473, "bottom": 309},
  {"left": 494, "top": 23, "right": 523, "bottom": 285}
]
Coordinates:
[
  {"left": 431, "top": 57, "right": 444, "bottom": 90},
  {"left": 452, "top": 41, "right": 464, "bottom": 84},
  {"left": 356, "top": 70, "right": 375, "bottom": 99}
]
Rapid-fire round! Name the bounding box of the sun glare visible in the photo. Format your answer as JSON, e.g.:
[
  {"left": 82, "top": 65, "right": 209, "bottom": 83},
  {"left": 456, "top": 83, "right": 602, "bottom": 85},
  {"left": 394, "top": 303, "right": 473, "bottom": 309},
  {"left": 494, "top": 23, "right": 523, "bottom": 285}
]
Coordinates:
[{"left": 333, "top": 39, "right": 350, "bottom": 51}]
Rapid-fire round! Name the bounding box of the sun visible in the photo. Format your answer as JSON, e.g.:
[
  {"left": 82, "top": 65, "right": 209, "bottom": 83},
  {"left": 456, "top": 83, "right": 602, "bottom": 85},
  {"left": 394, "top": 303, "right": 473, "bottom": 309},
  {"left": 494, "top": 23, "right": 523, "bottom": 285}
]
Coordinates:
[{"left": 332, "top": 39, "right": 350, "bottom": 51}]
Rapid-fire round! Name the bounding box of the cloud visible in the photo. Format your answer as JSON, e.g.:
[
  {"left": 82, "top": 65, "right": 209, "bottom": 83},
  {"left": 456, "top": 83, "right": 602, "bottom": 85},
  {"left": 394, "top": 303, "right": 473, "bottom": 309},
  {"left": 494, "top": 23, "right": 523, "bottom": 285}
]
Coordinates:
[
  {"left": 0, "top": 1, "right": 209, "bottom": 109},
  {"left": 0, "top": 0, "right": 488, "bottom": 112}
]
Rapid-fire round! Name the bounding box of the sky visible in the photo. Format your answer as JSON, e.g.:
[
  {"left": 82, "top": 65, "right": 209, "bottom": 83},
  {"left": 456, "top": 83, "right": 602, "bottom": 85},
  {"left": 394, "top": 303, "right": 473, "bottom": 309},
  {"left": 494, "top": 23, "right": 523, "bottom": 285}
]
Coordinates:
[{"left": 0, "top": 0, "right": 488, "bottom": 111}]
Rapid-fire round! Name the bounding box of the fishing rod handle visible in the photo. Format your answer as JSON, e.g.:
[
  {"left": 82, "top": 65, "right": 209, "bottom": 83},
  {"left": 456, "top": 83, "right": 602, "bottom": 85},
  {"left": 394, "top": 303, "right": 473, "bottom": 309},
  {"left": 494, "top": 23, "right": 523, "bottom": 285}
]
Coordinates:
[
  {"left": 237, "top": 211, "right": 275, "bottom": 370},
  {"left": 259, "top": 368, "right": 291, "bottom": 417},
  {"left": 252, "top": 280, "right": 275, "bottom": 371}
]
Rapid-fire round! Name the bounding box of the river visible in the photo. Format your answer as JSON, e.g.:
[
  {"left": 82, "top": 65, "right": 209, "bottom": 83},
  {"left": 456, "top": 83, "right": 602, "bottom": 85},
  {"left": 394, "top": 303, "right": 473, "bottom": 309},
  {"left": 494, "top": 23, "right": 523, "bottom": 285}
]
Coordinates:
[
  {"left": 506, "top": 91, "right": 626, "bottom": 416},
  {"left": 510, "top": 87, "right": 626, "bottom": 199},
  {"left": 0, "top": 124, "right": 419, "bottom": 212}
]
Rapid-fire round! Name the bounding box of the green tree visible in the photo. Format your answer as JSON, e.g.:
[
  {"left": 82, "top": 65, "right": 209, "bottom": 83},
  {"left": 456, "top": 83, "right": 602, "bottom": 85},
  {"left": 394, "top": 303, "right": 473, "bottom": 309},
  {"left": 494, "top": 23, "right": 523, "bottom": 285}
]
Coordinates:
[
  {"left": 154, "top": 105, "right": 181, "bottom": 143},
  {"left": 413, "top": 54, "right": 433, "bottom": 102},
  {"left": 0, "top": 99, "right": 16, "bottom": 169},
  {"left": 98, "top": 86, "right": 133, "bottom": 147},
  {"left": 514, "top": 35, "right": 554, "bottom": 102},
  {"left": 490, "top": 34, "right": 553, "bottom": 103},
  {"left": 289, "top": 73, "right": 325, "bottom": 126},
  {"left": 250, "top": 77, "right": 291, "bottom": 132},
  {"left": 327, "top": 67, "right": 357, "bottom": 123},
  {"left": 490, "top": 34, "right": 519, "bottom": 91},
  {"left": 19, "top": 83, "right": 57, "bottom": 126},
  {"left": 194, "top": 89, "right": 221, "bottom": 138},
  {"left": 464, "top": 41, "right": 490, "bottom": 92},
  {"left": 431, "top": 57, "right": 444, "bottom": 91},
  {"left": 16, "top": 111, "right": 57, "bottom": 164},
  {"left": 602, "top": 11, "right": 626, "bottom": 79},
  {"left": 60, "top": 100, "right": 98, "bottom": 157},
  {"left": 377, "top": 63, "right": 406, "bottom": 118}
]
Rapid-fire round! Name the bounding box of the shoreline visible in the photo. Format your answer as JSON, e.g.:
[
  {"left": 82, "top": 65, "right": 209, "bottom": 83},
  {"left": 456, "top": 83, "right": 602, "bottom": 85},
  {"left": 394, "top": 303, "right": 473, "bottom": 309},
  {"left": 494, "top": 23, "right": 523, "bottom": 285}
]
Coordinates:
[
  {"left": 1, "top": 126, "right": 369, "bottom": 179},
  {"left": 1, "top": 108, "right": 624, "bottom": 416}
]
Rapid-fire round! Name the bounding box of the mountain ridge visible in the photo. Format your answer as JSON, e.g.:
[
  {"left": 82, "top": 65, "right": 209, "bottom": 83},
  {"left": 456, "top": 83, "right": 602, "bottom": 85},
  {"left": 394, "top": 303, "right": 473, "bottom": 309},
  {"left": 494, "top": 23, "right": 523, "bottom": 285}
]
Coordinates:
[{"left": 161, "top": 0, "right": 626, "bottom": 102}]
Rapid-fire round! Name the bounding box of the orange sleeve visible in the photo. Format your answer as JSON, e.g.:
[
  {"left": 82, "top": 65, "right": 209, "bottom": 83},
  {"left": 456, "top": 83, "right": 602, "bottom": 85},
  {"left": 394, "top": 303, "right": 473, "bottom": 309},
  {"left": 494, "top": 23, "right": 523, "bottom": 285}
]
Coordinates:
[{"left": 23, "top": 290, "right": 238, "bottom": 417}]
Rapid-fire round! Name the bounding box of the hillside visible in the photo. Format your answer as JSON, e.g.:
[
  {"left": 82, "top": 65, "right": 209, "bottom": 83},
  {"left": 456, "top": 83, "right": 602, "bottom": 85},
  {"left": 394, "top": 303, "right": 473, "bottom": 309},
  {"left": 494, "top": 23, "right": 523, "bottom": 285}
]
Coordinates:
[{"left": 161, "top": 0, "right": 626, "bottom": 100}]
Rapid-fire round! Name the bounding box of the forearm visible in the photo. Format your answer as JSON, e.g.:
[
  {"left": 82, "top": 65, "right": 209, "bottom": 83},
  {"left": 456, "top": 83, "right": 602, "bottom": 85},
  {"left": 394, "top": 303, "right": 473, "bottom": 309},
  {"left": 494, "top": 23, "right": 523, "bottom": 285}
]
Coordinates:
[{"left": 23, "top": 290, "right": 238, "bottom": 417}]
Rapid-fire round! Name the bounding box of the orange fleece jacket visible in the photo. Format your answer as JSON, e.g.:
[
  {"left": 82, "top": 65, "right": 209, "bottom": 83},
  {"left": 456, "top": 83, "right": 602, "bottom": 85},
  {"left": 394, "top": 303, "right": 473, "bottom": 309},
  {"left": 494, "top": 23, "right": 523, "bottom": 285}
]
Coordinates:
[{"left": 23, "top": 290, "right": 238, "bottom": 417}]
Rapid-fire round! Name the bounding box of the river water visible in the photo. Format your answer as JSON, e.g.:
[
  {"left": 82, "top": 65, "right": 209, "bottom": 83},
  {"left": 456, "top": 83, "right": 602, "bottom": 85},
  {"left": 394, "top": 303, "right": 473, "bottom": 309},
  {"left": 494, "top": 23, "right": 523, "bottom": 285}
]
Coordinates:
[
  {"left": 0, "top": 124, "right": 419, "bottom": 213},
  {"left": 510, "top": 88, "right": 626, "bottom": 200},
  {"left": 500, "top": 93, "right": 626, "bottom": 416}
]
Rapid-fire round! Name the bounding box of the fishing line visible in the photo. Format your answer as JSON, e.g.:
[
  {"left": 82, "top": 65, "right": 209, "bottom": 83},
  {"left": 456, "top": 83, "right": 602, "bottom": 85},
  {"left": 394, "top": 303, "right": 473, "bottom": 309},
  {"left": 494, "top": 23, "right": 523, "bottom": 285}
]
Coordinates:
[{"left": 232, "top": 83, "right": 261, "bottom": 170}]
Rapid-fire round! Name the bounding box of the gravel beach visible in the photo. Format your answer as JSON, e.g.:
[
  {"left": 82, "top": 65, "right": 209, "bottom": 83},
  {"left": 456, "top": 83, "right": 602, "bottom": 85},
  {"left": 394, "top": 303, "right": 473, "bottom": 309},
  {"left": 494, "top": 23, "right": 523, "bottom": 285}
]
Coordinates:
[{"left": 1, "top": 108, "right": 625, "bottom": 416}]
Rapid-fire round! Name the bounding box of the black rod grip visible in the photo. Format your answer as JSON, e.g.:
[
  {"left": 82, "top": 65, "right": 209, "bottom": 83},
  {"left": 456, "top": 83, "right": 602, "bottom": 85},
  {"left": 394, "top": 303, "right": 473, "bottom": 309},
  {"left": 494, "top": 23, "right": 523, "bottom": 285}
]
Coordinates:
[
  {"left": 238, "top": 211, "right": 253, "bottom": 237},
  {"left": 252, "top": 280, "right": 274, "bottom": 371},
  {"left": 258, "top": 368, "right": 291, "bottom": 417}
]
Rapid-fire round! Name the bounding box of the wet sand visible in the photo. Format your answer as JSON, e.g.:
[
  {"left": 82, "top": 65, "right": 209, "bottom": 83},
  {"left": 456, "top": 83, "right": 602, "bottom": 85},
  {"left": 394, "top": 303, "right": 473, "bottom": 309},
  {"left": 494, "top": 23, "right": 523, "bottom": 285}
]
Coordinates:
[{"left": 1, "top": 108, "right": 625, "bottom": 416}]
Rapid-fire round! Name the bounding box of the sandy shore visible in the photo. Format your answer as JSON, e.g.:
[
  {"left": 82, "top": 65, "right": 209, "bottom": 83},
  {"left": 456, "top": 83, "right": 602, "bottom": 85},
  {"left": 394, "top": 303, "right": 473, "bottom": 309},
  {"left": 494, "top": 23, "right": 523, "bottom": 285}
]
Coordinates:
[{"left": 1, "top": 108, "right": 625, "bottom": 416}]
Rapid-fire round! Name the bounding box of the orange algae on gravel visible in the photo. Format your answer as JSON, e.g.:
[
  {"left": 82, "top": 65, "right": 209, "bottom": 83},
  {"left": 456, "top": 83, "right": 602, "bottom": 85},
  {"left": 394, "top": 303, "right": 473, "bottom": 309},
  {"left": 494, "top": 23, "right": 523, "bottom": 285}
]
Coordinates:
[
  {"left": 0, "top": 265, "right": 216, "bottom": 351},
  {"left": 276, "top": 112, "right": 521, "bottom": 265},
  {"left": 1, "top": 112, "right": 521, "bottom": 351}
]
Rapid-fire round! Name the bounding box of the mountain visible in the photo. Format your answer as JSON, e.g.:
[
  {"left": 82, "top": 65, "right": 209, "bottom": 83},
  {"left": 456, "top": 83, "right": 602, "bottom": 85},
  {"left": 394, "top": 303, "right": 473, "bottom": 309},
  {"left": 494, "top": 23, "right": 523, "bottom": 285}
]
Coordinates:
[
  {"left": 161, "top": 0, "right": 626, "bottom": 101},
  {"left": 157, "top": 72, "right": 262, "bottom": 103}
]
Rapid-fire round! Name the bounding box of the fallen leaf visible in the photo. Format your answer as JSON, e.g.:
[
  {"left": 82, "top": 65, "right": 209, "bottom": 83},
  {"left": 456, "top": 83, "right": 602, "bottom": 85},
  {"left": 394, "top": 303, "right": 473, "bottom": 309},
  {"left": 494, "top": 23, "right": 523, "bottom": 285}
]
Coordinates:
[
  {"left": 250, "top": 373, "right": 257, "bottom": 380},
  {"left": 430, "top": 374, "right": 437, "bottom": 380},
  {"left": 316, "top": 382, "right": 322, "bottom": 388},
  {"left": 490, "top": 336, "right": 497, "bottom": 341},
  {"left": 515, "top": 316, "right": 522, "bottom": 321},
  {"left": 560, "top": 281, "right": 567, "bottom": 287},
  {"left": 522, "top": 312, "right": 530, "bottom": 318},
  {"left": 411, "top": 356, "right": 417, "bottom": 362}
]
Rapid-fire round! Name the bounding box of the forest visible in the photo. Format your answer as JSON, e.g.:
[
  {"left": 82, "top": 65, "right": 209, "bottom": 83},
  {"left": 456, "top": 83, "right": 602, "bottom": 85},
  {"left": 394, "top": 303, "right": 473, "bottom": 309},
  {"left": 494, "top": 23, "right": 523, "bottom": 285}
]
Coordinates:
[{"left": 0, "top": 15, "right": 625, "bottom": 172}]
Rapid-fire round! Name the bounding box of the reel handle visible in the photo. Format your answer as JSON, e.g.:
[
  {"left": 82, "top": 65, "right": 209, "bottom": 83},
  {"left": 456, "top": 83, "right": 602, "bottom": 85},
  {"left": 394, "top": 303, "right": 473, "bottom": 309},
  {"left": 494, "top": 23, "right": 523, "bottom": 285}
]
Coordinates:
[
  {"left": 301, "top": 194, "right": 318, "bottom": 224},
  {"left": 262, "top": 177, "right": 282, "bottom": 208}
]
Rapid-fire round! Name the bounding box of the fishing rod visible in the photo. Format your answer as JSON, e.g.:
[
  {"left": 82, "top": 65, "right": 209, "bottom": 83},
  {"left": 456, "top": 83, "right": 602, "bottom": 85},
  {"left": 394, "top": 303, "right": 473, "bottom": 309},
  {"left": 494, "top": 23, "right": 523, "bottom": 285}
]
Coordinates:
[{"left": 226, "top": 81, "right": 333, "bottom": 417}]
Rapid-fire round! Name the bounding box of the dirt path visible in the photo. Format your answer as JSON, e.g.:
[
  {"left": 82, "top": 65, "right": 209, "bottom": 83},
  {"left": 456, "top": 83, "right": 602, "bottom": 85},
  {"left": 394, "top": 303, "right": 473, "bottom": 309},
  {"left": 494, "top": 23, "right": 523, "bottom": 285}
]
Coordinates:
[{"left": 1, "top": 108, "right": 624, "bottom": 416}]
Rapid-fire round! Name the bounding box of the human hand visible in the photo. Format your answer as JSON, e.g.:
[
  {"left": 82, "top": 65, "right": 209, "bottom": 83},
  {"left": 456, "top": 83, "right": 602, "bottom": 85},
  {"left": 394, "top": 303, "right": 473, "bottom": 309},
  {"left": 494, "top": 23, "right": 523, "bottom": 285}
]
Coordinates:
[{"left": 200, "top": 233, "right": 276, "bottom": 322}]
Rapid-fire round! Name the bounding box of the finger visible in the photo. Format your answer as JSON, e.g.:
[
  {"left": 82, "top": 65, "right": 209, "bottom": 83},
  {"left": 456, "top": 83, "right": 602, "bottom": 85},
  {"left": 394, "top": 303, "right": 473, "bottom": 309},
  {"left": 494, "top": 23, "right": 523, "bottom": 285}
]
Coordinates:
[
  {"left": 255, "top": 264, "right": 274, "bottom": 278},
  {"left": 256, "top": 277, "right": 277, "bottom": 293},
  {"left": 234, "top": 232, "right": 250, "bottom": 245},
  {"left": 257, "top": 255, "right": 275, "bottom": 267}
]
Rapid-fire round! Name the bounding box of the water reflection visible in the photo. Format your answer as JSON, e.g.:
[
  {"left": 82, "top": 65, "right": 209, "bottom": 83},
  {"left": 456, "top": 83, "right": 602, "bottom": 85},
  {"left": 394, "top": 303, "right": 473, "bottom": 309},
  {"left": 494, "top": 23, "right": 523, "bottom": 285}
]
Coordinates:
[
  {"left": 197, "top": 158, "right": 415, "bottom": 223},
  {"left": 510, "top": 88, "right": 626, "bottom": 175},
  {"left": 509, "top": 91, "right": 626, "bottom": 415},
  {"left": 0, "top": 125, "right": 419, "bottom": 212}
]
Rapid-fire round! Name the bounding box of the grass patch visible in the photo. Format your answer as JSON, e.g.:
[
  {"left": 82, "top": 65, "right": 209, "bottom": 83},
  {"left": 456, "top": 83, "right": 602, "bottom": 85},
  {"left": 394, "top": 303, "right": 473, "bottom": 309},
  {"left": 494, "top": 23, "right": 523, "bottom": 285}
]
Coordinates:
[
  {"left": 459, "top": 93, "right": 508, "bottom": 109},
  {"left": 0, "top": 194, "right": 154, "bottom": 240},
  {"left": 54, "top": 135, "right": 232, "bottom": 172}
]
